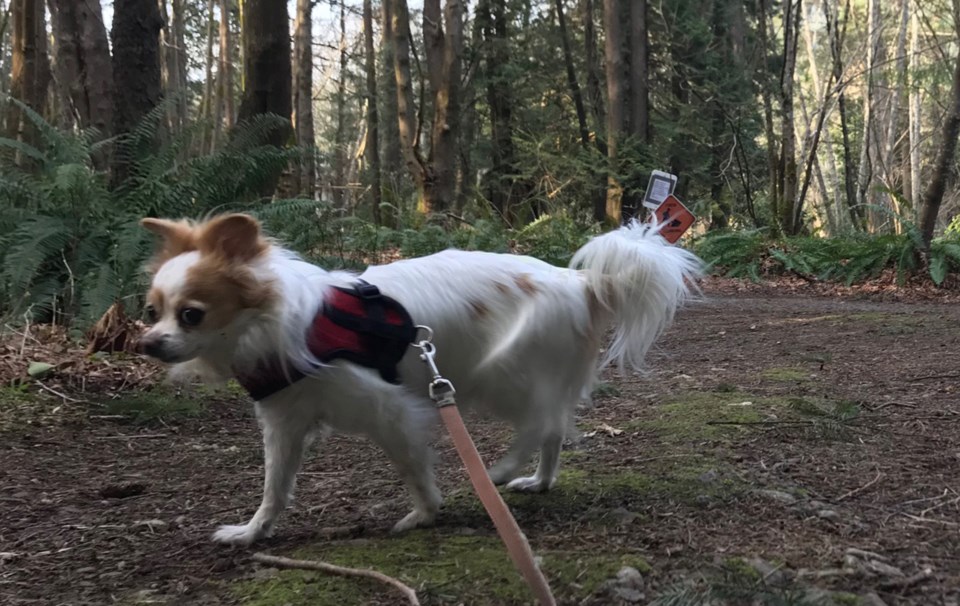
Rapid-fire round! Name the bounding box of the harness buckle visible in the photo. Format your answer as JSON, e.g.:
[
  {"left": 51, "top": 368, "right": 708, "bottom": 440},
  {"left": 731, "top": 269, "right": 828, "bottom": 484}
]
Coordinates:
[{"left": 354, "top": 280, "right": 382, "bottom": 300}]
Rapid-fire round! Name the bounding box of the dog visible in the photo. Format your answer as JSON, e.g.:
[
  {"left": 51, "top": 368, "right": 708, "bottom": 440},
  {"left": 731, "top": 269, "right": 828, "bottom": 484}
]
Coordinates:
[{"left": 138, "top": 213, "right": 701, "bottom": 545}]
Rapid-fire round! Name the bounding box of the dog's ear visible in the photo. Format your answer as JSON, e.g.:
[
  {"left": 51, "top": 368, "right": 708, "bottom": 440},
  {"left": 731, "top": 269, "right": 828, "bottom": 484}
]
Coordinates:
[
  {"left": 141, "top": 218, "right": 197, "bottom": 268},
  {"left": 197, "top": 214, "right": 268, "bottom": 262}
]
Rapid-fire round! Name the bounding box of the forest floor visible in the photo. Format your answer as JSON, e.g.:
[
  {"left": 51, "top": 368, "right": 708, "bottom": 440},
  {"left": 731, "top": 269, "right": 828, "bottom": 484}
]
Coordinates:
[{"left": 3, "top": 277, "right": 960, "bottom": 606}]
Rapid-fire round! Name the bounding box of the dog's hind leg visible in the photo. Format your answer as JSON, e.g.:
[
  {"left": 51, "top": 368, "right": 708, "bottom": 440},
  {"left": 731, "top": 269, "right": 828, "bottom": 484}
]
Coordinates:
[
  {"left": 487, "top": 426, "right": 541, "bottom": 485},
  {"left": 213, "top": 405, "right": 312, "bottom": 545},
  {"left": 505, "top": 430, "right": 563, "bottom": 493}
]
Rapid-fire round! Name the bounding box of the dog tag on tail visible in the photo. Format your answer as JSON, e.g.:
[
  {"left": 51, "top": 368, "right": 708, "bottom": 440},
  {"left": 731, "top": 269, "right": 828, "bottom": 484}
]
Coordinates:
[{"left": 651, "top": 195, "right": 696, "bottom": 244}]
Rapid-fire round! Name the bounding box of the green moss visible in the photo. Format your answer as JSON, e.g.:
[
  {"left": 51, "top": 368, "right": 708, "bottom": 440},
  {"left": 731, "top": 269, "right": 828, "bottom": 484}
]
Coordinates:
[
  {"left": 232, "top": 531, "right": 651, "bottom": 605},
  {"left": 831, "top": 593, "right": 862, "bottom": 606},
  {"left": 103, "top": 387, "right": 206, "bottom": 424},
  {"left": 760, "top": 367, "right": 810, "bottom": 382},
  {"left": 635, "top": 390, "right": 764, "bottom": 441},
  {"left": 591, "top": 381, "right": 621, "bottom": 399}
]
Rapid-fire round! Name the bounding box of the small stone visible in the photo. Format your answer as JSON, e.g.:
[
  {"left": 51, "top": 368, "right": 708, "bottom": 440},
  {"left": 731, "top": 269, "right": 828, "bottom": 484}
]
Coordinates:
[
  {"left": 698, "top": 470, "right": 719, "bottom": 484},
  {"left": 817, "top": 509, "right": 841, "bottom": 522},
  {"left": 758, "top": 489, "right": 797, "bottom": 505},
  {"left": 862, "top": 592, "right": 889, "bottom": 606},
  {"left": 616, "top": 566, "right": 644, "bottom": 588}
]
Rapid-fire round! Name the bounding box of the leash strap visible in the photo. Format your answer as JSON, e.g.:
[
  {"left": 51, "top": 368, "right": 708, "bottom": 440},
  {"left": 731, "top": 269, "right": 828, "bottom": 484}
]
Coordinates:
[{"left": 415, "top": 328, "right": 557, "bottom": 606}]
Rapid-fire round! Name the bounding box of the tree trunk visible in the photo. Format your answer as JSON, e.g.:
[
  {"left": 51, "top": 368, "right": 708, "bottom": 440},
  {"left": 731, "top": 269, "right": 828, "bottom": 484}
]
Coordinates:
[
  {"left": 380, "top": 0, "right": 402, "bottom": 191},
  {"left": 824, "top": 0, "right": 860, "bottom": 227},
  {"left": 362, "top": 0, "right": 382, "bottom": 224},
  {"left": 219, "top": 0, "right": 235, "bottom": 130},
  {"left": 422, "top": 0, "right": 463, "bottom": 214},
  {"left": 6, "top": 0, "right": 51, "bottom": 146},
  {"left": 111, "top": 0, "right": 163, "bottom": 184},
  {"left": 478, "top": 0, "right": 519, "bottom": 223},
  {"left": 555, "top": 0, "right": 589, "bottom": 149},
  {"left": 757, "top": 0, "right": 780, "bottom": 228},
  {"left": 880, "top": 0, "right": 910, "bottom": 232},
  {"left": 386, "top": 0, "right": 426, "bottom": 201},
  {"left": 200, "top": 0, "right": 215, "bottom": 152},
  {"left": 158, "top": 0, "right": 181, "bottom": 136},
  {"left": 907, "top": 0, "right": 922, "bottom": 211},
  {"left": 778, "top": 0, "right": 802, "bottom": 235},
  {"left": 293, "top": 0, "right": 314, "bottom": 197},
  {"left": 236, "top": 0, "right": 291, "bottom": 141},
  {"left": 918, "top": 1, "right": 960, "bottom": 251},
  {"left": 856, "top": 0, "right": 881, "bottom": 216},
  {"left": 603, "top": 0, "right": 628, "bottom": 224},
  {"left": 333, "top": 0, "right": 347, "bottom": 208},
  {"left": 172, "top": 0, "right": 187, "bottom": 130},
  {"left": 582, "top": 0, "right": 606, "bottom": 222},
  {"left": 624, "top": 0, "right": 648, "bottom": 220}
]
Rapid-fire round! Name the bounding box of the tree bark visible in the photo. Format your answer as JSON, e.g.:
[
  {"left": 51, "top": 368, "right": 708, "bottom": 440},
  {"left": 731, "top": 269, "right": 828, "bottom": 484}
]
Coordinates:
[
  {"left": 219, "top": 0, "right": 235, "bottom": 130},
  {"left": 478, "top": 0, "right": 519, "bottom": 223},
  {"left": 757, "top": 0, "right": 780, "bottom": 228},
  {"left": 158, "top": 0, "right": 182, "bottom": 136},
  {"left": 907, "top": 0, "right": 922, "bottom": 211},
  {"left": 582, "top": 0, "right": 607, "bottom": 221},
  {"left": 825, "top": 0, "right": 860, "bottom": 227},
  {"left": 200, "top": 0, "right": 215, "bottom": 152},
  {"left": 362, "top": 0, "right": 382, "bottom": 224},
  {"left": 236, "top": 0, "right": 291, "bottom": 142},
  {"left": 380, "top": 0, "right": 402, "bottom": 186},
  {"left": 333, "top": 0, "right": 347, "bottom": 208},
  {"left": 555, "top": 0, "right": 589, "bottom": 149},
  {"left": 6, "top": 0, "right": 51, "bottom": 146},
  {"left": 236, "top": 0, "right": 291, "bottom": 196},
  {"left": 293, "top": 0, "right": 314, "bottom": 196},
  {"left": 856, "top": 0, "right": 882, "bottom": 214},
  {"left": 880, "top": 0, "right": 910, "bottom": 232},
  {"left": 918, "top": 1, "right": 960, "bottom": 251},
  {"left": 387, "top": 0, "right": 426, "bottom": 197},
  {"left": 111, "top": 0, "right": 162, "bottom": 185},
  {"left": 603, "top": 0, "right": 628, "bottom": 223},
  {"left": 422, "top": 0, "right": 463, "bottom": 214},
  {"left": 778, "top": 0, "right": 802, "bottom": 235}
]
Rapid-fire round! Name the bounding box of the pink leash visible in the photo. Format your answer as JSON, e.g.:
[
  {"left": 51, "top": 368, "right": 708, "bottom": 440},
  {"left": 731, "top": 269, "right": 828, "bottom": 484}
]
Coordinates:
[{"left": 415, "top": 329, "right": 557, "bottom": 606}]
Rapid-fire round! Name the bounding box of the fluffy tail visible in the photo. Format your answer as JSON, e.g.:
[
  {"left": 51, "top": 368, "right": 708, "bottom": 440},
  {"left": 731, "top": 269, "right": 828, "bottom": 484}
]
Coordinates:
[{"left": 571, "top": 220, "right": 702, "bottom": 373}]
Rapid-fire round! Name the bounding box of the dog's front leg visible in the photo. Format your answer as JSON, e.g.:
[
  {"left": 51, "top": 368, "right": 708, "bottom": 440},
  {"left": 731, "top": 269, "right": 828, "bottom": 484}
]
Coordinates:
[{"left": 213, "top": 407, "right": 309, "bottom": 545}]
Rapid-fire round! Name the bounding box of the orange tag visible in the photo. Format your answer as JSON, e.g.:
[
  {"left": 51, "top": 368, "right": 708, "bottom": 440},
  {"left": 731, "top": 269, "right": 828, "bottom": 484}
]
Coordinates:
[{"left": 651, "top": 195, "right": 696, "bottom": 243}]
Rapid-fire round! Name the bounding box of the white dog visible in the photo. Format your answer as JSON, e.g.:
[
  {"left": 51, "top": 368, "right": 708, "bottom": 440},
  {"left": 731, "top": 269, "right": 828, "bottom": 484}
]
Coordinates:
[{"left": 138, "top": 213, "right": 701, "bottom": 545}]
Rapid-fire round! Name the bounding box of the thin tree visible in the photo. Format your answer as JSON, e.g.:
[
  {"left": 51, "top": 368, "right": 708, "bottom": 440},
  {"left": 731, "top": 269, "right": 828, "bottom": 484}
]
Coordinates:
[
  {"left": 333, "top": 0, "right": 347, "bottom": 208},
  {"left": 583, "top": 0, "right": 607, "bottom": 221},
  {"left": 856, "top": 0, "right": 882, "bottom": 214},
  {"left": 219, "top": 0, "right": 235, "bottom": 130},
  {"left": 362, "top": 0, "right": 382, "bottom": 224},
  {"left": 778, "top": 0, "right": 802, "bottom": 235},
  {"left": 47, "top": 0, "right": 112, "bottom": 135},
  {"left": 293, "top": 0, "right": 314, "bottom": 196},
  {"left": 825, "top": 0, "right": 861, "bottom": 227},
  {"left": 603, "top": 0, "right": 629, "bottom": 223},
  {"left": 907, "top": 0, "right": 922, "bottom": 210},
  {"left": 389, "top": 0, "right": 463, "bottom": 214},
  {"left": 5, "top": 0, "right": 50, "bottom": 146},
  {"left": 918, "top": 0, "right": 960, "bottom": 251}
]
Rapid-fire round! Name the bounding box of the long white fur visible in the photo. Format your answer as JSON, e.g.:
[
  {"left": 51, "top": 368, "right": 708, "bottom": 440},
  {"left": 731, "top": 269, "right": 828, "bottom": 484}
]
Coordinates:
[{"left": 158, "top": 221, "right": 702, "bottom": 545}]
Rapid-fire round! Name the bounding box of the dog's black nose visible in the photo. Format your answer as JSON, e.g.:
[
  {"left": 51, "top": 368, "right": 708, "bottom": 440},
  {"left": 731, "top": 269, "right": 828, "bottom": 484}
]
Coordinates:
[{"left": 139, "top": 336, "right": 166, "bottom": 359}]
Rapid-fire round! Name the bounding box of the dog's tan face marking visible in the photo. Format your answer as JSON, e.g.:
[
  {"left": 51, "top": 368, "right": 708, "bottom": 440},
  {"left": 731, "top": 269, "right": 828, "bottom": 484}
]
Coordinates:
[
  {"left": 514, "top": 273, "right": 539, "bottom": 296},
  {"left": 139, "top": 214, "right": 276, "bottom": 363}
]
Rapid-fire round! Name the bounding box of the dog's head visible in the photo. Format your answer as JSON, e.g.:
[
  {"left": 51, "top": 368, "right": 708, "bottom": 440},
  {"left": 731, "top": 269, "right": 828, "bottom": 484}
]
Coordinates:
[{"left": 138, "top": 213, "right": 277, "bottom": 364}]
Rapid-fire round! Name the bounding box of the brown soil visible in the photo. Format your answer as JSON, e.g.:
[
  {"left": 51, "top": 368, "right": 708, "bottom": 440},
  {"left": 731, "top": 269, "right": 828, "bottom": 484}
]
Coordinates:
[{"left": 2, "top": 279, "right": 960, "bottom": 605}]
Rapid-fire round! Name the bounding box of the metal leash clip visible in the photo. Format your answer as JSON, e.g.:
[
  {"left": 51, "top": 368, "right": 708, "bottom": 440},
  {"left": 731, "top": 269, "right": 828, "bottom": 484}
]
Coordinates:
[{"left": 412, "top": 325, "right": 457, "bottom": 407}]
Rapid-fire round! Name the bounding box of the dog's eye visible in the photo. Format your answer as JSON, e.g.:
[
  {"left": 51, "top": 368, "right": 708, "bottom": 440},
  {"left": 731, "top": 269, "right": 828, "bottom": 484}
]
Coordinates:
[
  {"left": 144, "top": 304, "right": 158, "bottom": 323},
  {"left": 179, "top": 307, "right": 205, "bottom": 327}
]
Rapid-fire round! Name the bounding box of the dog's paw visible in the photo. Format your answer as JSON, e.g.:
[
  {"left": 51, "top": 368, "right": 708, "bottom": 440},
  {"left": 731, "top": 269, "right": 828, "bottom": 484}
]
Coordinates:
[
  {"left": 212, "top": 523, "right": 266, "bottom": 546},
  {"left": 505, "top": 475, "right": 555, "bottom": 493},
  {"left": 488, "top": 466, "right": 516, "bottom": 486},
  {"left": 391, "top": 509, "right": 437, "bottom": 533}
]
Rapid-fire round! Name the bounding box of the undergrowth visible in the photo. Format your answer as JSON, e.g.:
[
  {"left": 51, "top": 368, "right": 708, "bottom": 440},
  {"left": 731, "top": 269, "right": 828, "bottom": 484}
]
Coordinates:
[
  {"left": 2, "top": 102, "right": 960, "bottom": 332},
  {"left": 694, "top": 227, "right": 960, "bottom": 286}
]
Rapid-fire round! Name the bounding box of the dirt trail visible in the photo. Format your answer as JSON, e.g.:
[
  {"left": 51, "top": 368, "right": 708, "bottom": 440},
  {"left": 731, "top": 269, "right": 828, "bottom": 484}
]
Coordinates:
[{"left": 2, "top": 288, "right": 959, "bottom": 605}]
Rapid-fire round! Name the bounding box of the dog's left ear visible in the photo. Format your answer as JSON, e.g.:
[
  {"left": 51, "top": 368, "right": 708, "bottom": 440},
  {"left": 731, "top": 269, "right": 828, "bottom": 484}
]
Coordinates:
[{"left": 198, "top": 214, "right": 268, "bottom": 262}]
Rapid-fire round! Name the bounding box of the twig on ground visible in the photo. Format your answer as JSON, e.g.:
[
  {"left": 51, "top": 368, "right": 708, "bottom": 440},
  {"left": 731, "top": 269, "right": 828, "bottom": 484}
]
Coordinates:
[
  {"left": 836, "top": 470, "right": 883, "bottom": 502},
  {"left": 878, "top": 568, "right": 933, "bottom": 590},
  {"left": 907, "top": 373, "right": 960, "bottom": 382},
  {"left": 94, "top": 434, "right": 168, "bottom": 440},
  {"left": 251, "top": 552, "right": 420, "bottom": 605},
  {"left": 36, "top": 382, "right": 87, "bottom": 404}
]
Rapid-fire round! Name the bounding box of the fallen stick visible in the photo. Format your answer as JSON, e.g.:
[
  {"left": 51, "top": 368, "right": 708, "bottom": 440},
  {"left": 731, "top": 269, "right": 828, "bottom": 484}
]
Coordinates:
[{"left": 251, "top": 552, "right": 420, "bottom": 605}]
